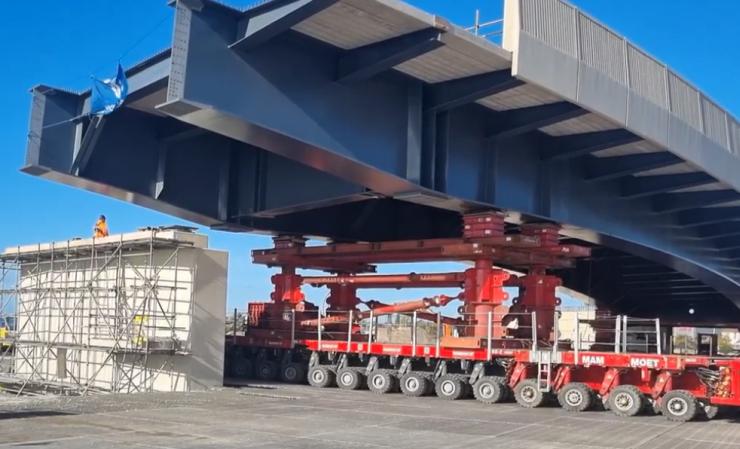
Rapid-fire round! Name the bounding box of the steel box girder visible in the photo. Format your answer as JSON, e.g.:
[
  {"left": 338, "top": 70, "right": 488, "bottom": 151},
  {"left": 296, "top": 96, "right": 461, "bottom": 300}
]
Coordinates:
[{"left": 21, "top": 0, "right": 740, "bottom": 320}]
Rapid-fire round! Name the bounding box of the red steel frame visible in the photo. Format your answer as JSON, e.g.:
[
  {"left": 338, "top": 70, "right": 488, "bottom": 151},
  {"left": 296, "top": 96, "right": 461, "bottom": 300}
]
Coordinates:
[{"left": 234, "top": 212, "right": 740, "bottom": 411}]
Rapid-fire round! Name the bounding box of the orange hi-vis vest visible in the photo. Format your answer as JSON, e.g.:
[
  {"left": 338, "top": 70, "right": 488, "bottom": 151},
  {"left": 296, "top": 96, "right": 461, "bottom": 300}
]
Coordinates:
[{"left": 94, "top": 220, "right": 109, "bottom": 238}]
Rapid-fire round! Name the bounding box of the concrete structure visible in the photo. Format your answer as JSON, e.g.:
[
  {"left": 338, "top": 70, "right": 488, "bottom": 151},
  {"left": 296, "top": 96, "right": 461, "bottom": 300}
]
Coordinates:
[
  {"left": 0, "top": 228, "right": 227, "bottom": 393},
  {"left": 21, "top": 0, "right": 740, "bottom": 322}
]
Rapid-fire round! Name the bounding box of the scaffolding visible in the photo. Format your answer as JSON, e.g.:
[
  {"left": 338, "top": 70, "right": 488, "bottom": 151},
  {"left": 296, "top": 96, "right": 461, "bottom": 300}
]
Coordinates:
[{"left": 0, "top": 228, "right": 206, "bottom": 395}]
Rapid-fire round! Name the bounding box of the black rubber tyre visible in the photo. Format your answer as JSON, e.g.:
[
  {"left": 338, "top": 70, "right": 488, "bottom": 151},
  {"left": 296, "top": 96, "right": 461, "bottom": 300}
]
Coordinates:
[
  {"left": 424, "top": 376, "right": 436, "bottom": 395},
  {"left": 255, "top": 360, "right": 278, "bottom": 381},
  {"left": 367, "top": 371, "right": 399, "bottom": 394},
  {"left": 514, "top": 379, "right": 547, "bottom": 408},
  {"left": 435, "top": 374, "right": 467, "bottom": 401},
  {"left": 462, "top": 379, "right": 474, "bottom": 399},
  {"left": 308, "top": 366, "right": 336, "bottom": 388},
  {"left": 643, "top": 397, "right": 661, "bottom": 415},
  {"left": 400, "top": 372, "right": 431, "bottom": 397},
  {"left": 231, "top": 357, "right": 253, "bottom": 378},
  {"left": 700, "top": 403, "right": 720, "bottom": 420},
  {"left": 661, "top": 390, "right": 699, "bottom": 422},
  {"left": 336, "top": 368, "right": 365, "bottom": 390},
  {"left": 608, "top": 385, "right": 644, "bottom": 417},
  {"left": 473, "top": 376, "right": 509, "bottom": 404},
  {"left": 557, "top": 382, "right": 594, "bottom": 412},
  {"left": 279, "top": 362, "right": 306, "bottom": 383}
]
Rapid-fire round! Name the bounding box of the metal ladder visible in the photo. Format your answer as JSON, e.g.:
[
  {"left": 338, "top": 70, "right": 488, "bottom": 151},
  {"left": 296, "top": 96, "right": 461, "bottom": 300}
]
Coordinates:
[{"left": 536, "top": 350, "right": 552, "bottom": 392}]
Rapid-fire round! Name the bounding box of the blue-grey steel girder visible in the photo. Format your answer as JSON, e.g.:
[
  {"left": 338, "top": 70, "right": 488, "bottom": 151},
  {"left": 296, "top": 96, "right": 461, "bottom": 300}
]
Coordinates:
[{"left": 20, "top": 0, "right": 740, "bottom": 322}]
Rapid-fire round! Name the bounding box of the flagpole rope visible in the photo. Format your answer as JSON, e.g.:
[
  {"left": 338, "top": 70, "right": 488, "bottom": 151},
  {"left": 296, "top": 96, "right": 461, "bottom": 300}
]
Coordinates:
[
  {"left": 90, "top": 11, "right": 171, "bottom": 77},
  {"left": 117, "top": 14, "right": 171, "bottom": 65}
]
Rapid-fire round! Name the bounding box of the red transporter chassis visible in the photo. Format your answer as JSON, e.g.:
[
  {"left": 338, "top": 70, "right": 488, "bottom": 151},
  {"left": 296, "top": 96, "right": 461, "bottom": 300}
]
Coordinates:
[{"left": 228, "top": 212, "right": 740, "bottom": 422}]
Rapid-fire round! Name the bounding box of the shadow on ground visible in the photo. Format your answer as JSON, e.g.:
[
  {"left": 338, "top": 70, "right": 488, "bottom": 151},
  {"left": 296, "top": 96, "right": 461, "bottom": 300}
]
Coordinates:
[{"left": 0, "top": 410, "right": 73, "bottom": 420}]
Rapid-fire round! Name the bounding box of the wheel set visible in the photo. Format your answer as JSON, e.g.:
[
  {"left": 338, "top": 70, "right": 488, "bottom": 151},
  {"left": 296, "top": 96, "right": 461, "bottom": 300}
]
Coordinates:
[{"left": 229, "top": 347, "right": 718, "bottom": 423}]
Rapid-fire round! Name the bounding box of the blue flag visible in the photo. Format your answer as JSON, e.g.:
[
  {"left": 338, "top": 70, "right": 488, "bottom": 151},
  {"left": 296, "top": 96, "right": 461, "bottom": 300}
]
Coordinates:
[{"left": 90, "top": 64, "right": 128, "bottom": 115}]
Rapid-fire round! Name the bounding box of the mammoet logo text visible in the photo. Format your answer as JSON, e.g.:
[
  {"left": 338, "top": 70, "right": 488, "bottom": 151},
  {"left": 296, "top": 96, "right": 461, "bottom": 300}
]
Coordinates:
[
  {"left": 581, "top": 355, "right": 604, "bottom": 365},
  {"left": 629, "top": 358, "right": 659, "bottom": 368}
]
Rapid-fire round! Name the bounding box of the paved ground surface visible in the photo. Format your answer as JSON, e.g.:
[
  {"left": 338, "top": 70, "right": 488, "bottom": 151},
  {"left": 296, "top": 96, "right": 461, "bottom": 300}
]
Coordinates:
[{"left": 0, "top": 380, "right": 739, "bottom": 448}]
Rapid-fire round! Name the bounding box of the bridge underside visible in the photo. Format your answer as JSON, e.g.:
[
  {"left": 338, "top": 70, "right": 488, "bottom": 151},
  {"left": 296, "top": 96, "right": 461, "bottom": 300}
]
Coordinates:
[{"left": 22, "top": 0, "right": 740, "bottom": 323}]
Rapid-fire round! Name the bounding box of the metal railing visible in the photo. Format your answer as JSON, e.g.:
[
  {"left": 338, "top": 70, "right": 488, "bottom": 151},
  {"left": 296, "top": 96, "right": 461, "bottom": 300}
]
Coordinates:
[
  {"left": 515, "top": 0, "right": 738, "bottom": 154},
  {"left": 244, "top": 304, "right": 675, "bottom": 359},
  {"left": 466, "top": 9, "right": 504, "bottom": 42}
]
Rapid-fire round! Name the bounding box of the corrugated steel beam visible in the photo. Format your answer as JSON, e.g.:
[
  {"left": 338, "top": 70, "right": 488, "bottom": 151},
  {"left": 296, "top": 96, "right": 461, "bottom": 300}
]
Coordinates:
[
  {"left": 652, "top": 190, "right": 740, "bottom": 214},
  {"left": 620, "top": 173, "right": 715, "bottom": 199},
  {"left": 487, "top": 102, "right": 587, "bottom": 139},
  {"left": 676, "top": 207, "right": 740, "bottom": 227},
  {"left": 725, "top": 249, "right": 740, "bottom": 260},
  {"left": 337, "top": 28, "right": 445, "bottom": 83},
  {"left": 711, "top": 236, "right": 740, "bottom": 250},
  {"left": 230, "top": 0, "right": 337, "bottom": 52},
  {"left": 584, "top": 152, "right": 681, "bottom": 182},
  {"left": 423, "top": 70, "right": 523, "bottom": 113},
  {"left": 694, "top": 222, "right": 740, "bottom": 239},
  {"left": 541, "top": 129, "right": 640, "bottom": 160}
]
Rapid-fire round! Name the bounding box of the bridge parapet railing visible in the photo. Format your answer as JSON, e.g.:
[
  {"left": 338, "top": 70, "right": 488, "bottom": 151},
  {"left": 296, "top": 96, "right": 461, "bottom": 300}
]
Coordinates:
[{"left": 504, "top": 0, "right": 737, "bottom": 155}]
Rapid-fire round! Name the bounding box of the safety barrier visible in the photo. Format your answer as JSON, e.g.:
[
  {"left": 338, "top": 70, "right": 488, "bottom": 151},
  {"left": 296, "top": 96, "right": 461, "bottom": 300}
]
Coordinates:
[{"left": 513, "top": 0, "right": 738, "bottom": 154}]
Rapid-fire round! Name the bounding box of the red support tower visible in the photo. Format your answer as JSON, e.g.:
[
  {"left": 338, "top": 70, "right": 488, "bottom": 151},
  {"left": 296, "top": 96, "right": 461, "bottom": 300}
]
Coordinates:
[
  {"left": 461, "top": 211, "right": 510, "bottom": 339},
  {"left": 462, "top": 261, "right": 510, "bottom": 338},
  {"left": 504, "top": 223, "right": 563, "bottom": 344}
]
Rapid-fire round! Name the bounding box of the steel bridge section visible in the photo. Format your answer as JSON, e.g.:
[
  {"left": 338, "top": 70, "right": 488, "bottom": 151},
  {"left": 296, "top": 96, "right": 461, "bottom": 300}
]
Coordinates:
[{"left": 21, "top": 0, "right": 740, "bottom": 323}]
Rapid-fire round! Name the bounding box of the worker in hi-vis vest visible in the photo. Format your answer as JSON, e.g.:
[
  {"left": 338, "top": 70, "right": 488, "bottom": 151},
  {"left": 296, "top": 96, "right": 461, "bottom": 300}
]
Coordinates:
[{"left": 94, "top": 215, "right": 109, "bottom": 238}]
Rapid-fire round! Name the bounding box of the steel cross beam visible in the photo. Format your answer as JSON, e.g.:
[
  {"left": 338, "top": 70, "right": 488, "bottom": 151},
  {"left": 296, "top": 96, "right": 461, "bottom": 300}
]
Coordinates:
[
  {"left": 302, "top": 272, "right": 466, "bottom": 289},
  {"left": 620, "top": 173, "right": 715, "bottom": 199},
  {"left": 486, "top": 102, "right": 587, "bottom": 139},
  {"left": 676, "top": 207, "right": 740, "bottom": 227},
  {"left": 584, "top": 152, "right": 681, "bottom": 182},
  {"left": 229, "top": 0, "right": 338, "bottom": 52},
  {"left": 711, "top": 236, "right": 740, "bottom": 251},
  {"left": 652, "top": 190, "right": 740, "bottom": 214},
  {"left": 693, "top": 222, "right": 740, "bottom": 239},
  {"left": 541, "top": 129, "right": 641, "bottom": 160},
  {"left": 423, "top": 70, "right": 523, "bottom": 113},
  {"left": 252, "top": 235, "right": 590, "bottom": 271},
  {"left": 336, "top": 28, "right": 446, "bottom": 83}
]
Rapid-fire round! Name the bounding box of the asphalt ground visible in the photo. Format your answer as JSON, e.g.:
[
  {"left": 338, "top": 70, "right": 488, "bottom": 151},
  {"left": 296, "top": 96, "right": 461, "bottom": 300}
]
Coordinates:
[{"left": 0, "top": 379, "right": 739, "bottom": 448}]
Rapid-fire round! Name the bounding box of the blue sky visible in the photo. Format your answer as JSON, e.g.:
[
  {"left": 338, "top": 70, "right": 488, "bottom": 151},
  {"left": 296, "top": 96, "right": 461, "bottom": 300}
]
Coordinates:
[{"left": 0, "top": 1, "right": 738, "bottom": 310}]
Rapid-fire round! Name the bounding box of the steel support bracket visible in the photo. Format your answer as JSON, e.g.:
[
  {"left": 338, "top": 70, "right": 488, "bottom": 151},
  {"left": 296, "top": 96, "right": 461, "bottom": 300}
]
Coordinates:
[{"left": 337, "top": 28, "right": 445, "bottom": 83}]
